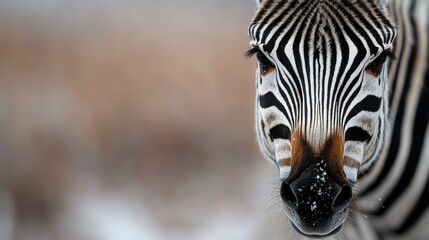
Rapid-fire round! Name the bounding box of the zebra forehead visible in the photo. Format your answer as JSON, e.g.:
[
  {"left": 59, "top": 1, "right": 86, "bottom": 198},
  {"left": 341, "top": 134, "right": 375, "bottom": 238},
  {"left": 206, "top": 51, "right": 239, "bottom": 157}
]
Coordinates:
[
  {"left": 249, "top": 0, "right": 396, "bottom": 51},
  {"left": 252, "top": 0, "right": 392, "bottom": 20}
]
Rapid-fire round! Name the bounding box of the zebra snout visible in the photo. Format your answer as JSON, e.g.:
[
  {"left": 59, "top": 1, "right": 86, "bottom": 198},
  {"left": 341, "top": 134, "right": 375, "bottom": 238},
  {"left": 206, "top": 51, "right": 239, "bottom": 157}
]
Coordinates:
[{"left": 280, "top": 164, "right": 352, "bottom": 237}]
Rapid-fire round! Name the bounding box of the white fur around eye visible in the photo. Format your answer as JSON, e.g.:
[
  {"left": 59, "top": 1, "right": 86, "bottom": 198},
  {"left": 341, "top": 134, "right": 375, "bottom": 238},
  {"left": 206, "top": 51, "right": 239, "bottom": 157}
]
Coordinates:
[
  {"left": 361, "top": 72, "right": 383, "bottom": 96},
  {"left": 258, "top": 70, "right": 277, "bottom": 95}
]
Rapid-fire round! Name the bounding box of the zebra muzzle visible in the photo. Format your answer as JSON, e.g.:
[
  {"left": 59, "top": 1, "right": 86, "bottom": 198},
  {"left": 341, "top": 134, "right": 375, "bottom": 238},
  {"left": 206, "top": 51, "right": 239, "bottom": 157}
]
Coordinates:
[{"left": 280, "top": 161, "right": 352, "bottom": 237}]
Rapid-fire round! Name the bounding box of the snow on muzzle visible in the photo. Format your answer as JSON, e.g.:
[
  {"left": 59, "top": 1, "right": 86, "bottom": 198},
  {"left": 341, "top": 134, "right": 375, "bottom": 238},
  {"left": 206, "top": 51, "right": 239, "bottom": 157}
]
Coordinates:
[{"left": 280, "top": 159, "right": 352, "bottom": 238}]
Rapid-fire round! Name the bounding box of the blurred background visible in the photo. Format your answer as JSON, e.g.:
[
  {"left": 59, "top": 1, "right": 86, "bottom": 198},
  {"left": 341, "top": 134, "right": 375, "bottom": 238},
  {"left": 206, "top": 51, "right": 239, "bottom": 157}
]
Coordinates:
[{"left": 0, "top": 1, "right": 280, "bottom": 240}]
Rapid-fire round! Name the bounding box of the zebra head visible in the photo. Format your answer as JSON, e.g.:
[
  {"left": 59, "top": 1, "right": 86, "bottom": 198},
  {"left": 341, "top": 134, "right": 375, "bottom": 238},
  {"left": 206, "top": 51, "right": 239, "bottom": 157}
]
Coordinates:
[{"left": 248, "top": 0, "right": 396, "bottom": 237}]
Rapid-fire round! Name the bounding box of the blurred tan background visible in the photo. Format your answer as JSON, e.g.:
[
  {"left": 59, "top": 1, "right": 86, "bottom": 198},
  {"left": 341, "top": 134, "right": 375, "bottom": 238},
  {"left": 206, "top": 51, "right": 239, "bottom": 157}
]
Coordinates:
[{"left": 0, "top": 1, "right": 280, "bottom": 240}]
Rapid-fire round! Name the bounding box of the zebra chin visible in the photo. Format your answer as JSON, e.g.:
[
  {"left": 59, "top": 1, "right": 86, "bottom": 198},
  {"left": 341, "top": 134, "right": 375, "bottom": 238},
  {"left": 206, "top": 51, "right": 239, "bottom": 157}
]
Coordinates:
[
  {"left": 290, "top": 220, "right": 344, "bottom": 239},
  {"left": 284, "top": 201, "right": 351, "bottom": 238}
]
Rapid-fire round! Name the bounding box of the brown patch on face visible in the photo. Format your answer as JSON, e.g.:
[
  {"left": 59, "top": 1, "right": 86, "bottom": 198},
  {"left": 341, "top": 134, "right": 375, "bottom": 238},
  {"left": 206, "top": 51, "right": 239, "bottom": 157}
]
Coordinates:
[
  {"left": 326, "top": 131, "right": 346, "bottom": 179},
  {"left": 284, "top": 129, "right": 347, "bottom": 182},
  {"left": 284, "top": 129, "right": 306, "bottom": 175}
]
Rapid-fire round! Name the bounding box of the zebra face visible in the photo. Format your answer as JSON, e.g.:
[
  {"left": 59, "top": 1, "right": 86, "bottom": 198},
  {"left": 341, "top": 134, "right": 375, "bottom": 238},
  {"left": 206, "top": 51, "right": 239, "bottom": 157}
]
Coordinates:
[{"left": 248, "top": 0, "right": 396, "bottom": 237}]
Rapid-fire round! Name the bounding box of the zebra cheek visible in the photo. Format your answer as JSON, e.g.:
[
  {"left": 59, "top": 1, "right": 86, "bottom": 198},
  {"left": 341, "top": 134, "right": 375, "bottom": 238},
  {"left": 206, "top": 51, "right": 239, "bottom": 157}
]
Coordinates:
[
  {"left": 343, "top": 166, "right": 359, "bottom": 184},
  {"left": 273, "top": 139, "right": 293, "bottom": 179},
  {"left": 343, "top": 142, "right": 365, "bottom": 184}
]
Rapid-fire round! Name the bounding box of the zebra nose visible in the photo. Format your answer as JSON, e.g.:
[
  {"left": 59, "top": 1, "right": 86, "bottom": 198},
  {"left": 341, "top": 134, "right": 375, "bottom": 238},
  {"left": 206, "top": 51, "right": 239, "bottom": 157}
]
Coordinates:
[
  {"left": 280, "top": 166, "right": 352, "bottom": 215},
  {"left": 281, "top": 181, "right": 352, "bottom": 212},
  {"left": 280, "top": 182, "right": 298, "bottom": 210},
  {"left": 333, "top": 184, "right": 352, "bottom": 211}
]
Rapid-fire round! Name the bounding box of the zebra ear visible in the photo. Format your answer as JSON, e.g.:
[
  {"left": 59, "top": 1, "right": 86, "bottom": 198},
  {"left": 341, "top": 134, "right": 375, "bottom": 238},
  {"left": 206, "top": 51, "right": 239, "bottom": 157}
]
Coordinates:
[{"left": 256, "top": 0, "right": 264, "bottom": 7}]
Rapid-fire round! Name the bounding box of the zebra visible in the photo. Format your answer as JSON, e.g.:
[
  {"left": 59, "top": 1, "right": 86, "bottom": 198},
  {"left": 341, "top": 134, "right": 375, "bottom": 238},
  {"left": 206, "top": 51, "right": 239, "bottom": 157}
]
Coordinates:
[{"left": 246, "top": 0, "right": 429, "bottom": 239}]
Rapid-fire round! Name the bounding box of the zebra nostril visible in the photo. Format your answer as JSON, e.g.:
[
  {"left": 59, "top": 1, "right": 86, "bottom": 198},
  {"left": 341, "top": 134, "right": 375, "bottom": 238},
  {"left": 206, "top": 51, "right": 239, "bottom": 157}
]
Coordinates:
[
  {"left": 281, "top": 181, "right": 298, "bottom": 209},
  {"left": 333, "top": 184, "right": 352, "bottom": 211}
]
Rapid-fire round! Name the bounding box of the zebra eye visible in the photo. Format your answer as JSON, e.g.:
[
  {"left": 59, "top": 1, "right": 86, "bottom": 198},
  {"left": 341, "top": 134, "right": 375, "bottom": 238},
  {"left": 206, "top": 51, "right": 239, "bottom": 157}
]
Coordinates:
[
  {"left": 256, "top": 52, "right": 275, "bottom": 75},
  {"left": 245, "top": 48, "right": 275, "bottom": 76},
  {"left": 365, "top": 50, "right": 394, "bottom": 77}
]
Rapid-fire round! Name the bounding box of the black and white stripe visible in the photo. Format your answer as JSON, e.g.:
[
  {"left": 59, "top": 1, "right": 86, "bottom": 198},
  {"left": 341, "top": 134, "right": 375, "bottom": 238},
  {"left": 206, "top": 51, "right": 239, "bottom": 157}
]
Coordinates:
[
  {"left": 356, "top": 0, "right": 429, "bottom": 238},
  {"left": 247, "top": 0, "right": 429, "bottom": 239}
]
